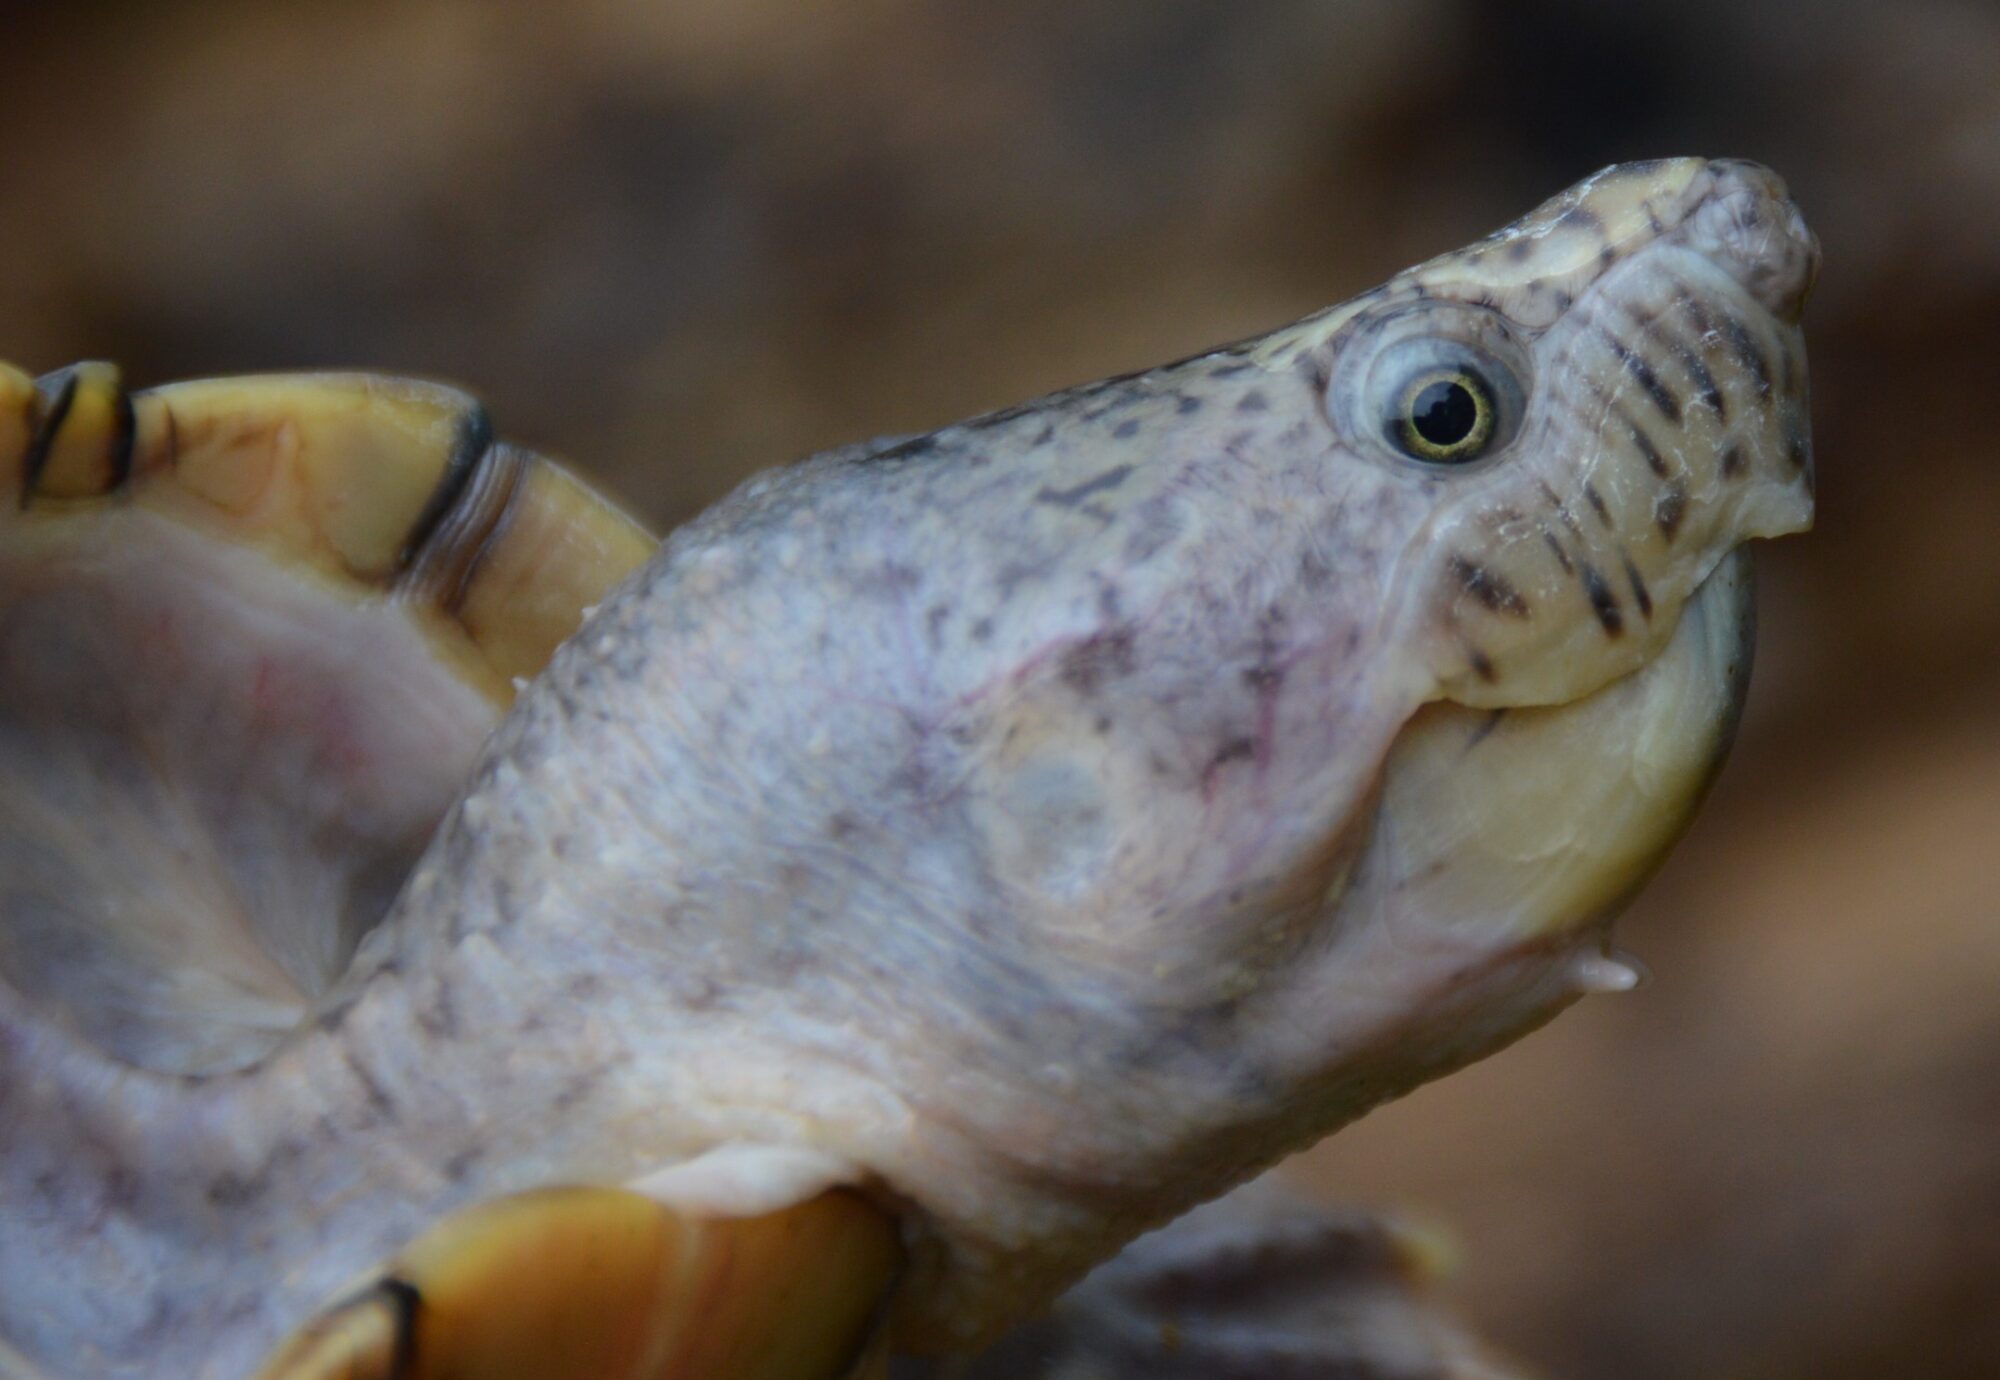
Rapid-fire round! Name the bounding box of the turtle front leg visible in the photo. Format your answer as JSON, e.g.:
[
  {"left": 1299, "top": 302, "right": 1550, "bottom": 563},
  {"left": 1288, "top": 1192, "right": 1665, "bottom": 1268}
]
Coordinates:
[
  {"left": 253, "top": 1187, "right": 902, "bottom": 1380},
  {"left": 895, "top": 1177, "right": 1526, "bottom": 1380}
]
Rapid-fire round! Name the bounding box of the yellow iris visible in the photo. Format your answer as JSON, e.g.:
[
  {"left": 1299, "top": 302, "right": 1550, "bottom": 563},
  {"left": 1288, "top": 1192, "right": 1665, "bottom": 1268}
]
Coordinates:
[{"left": 1394, "top": 367, "right": 1496, "bottom": 463}]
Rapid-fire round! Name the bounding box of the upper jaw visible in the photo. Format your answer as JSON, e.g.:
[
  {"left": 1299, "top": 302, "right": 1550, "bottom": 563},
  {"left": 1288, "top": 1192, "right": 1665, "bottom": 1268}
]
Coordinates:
[{"left": 1391, "top": 157, "right": 1819, "bottom": 332}]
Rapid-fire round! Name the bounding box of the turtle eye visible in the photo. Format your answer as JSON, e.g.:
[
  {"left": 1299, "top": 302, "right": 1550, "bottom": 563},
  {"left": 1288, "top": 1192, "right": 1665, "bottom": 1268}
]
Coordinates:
[
  {"left": 1338, "top": 312, "right": 1530, "bottom": 469},
  {"left": 1391, "top": 366, "right": 1497, "bottom": 464}
]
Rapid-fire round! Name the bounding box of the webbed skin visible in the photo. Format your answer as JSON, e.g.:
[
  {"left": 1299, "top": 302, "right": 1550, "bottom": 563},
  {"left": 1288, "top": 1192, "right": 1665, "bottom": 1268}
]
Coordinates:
[{"left": 0, "top": 159, "right": 1816, "bottom": 1375}]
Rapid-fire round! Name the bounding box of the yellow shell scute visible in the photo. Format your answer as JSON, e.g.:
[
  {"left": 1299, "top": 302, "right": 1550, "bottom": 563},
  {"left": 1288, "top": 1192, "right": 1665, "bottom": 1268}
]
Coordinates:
[
  {"left": 1, "top": 360, "right": 657, "bottom": 707},
  {"left": 254, "top": 1187, "right": 901, "bottom": 1380},
  {"left": 156, "top": 373, "right": 471, "bottom": 581},
  {"left": 0, "top": 363, "right": 35, "bottom": 500},
  {"left": 30, "top": 361, "right": 130, "bottom": 501},
  {"left": 442, "top": 449, "right": 656, "bottom": 688}
]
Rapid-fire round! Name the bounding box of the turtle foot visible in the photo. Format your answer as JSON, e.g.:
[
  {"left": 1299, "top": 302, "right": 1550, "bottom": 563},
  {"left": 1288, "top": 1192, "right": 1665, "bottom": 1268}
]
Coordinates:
[{"left": 897, "top": 1176, "right": 1528, "bottom": 1380}]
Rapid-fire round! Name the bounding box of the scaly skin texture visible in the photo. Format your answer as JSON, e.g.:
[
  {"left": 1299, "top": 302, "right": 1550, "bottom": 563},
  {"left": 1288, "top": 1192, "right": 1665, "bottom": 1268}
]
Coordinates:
[{"left": 0, "top": 159, "right": 1816, "bottom": 1375}]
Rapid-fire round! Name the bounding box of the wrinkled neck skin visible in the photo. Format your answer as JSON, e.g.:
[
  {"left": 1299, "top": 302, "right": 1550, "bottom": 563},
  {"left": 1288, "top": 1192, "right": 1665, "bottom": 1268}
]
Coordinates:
[{"left": 354, "top": 357, "right": 1473, "bottom": 1342}]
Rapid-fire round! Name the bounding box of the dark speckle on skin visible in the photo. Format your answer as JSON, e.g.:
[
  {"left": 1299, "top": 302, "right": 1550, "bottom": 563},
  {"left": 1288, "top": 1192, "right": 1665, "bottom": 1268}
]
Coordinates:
[
  {"left": 1676, "top": 280, "right": 1716, "bottom": 337},
  {"left": 1297, "top": 547, "right": 1334, "bottom": 592},
  {"left": 1656, "top": 479, "right": 1688, "bottom": 540},
  {"left": 1580, "top": 563, "right": 1625, "bottom": 636},
  {"left": 1060, "top": 629, "right": 1137, "bottom": 695},
  {"left": 1113, "top": 419, "right": 1140, "bottom": 439},
  {"left": 1627, "top": 417, "right": 1670, "bottom": 478},
  {"left": 1602, "top": 329, "right": 1683, "bottom": 425},
  {"left": 102, "top": 1165, "right": 141, "bottom": 1215},
  {"left": 342, "top": 1052, "right": 396, "bottom": 1121},
  {"left": 1176, "top": 395, "right": 1203, "bottom": 415},
  {"left": 1539, "top": 481, "right": 1584, "bottom": 538},
  {"left": 1241, "top": 661, "right": 1284, "bottom": 693},
  {"left": 1623, "top": 556, "right": 1654, "bottom": 618},
  {"left": 1678, "top": 339, "right": 1726, "bottom": 419},
  {"left": 1036, "top": 464, "right": 1135, "bottom": 509},
  {"left": 1235, "top": 390, "right": 1269, "bottom": 413},
  {"left": 206, "top": 1171, "right": 261, "bottom": 1209},
  {"left": 1449, "top": 555, "right": 1531, "bottom": 617},
  {"left": 1583, "top": 483, "right": 1612, "bottom": 526},
  {"left": 970, "top": 617, "right": 994, "bottom": 643},
  {"left": 1542, "top": 531, "right": 1575, "bottom": 574},
  {"left": 1122, "top": 495, "right": 1183, "bottom": 564},
  {"left": 1719, "top": 442, "right": 1747, "bottom": 479},
  {"left": 1719, "top": 314, "right": 1774, "bottom": 398},
  {"left": 1468, "top": 647, "right": 1498, "bottom": 683}
]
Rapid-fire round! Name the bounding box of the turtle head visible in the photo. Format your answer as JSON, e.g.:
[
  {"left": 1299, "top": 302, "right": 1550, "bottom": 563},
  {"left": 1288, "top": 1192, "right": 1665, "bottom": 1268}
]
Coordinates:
[{"left": 1266, "top": 158, "right": 1819, "bottom": 960}]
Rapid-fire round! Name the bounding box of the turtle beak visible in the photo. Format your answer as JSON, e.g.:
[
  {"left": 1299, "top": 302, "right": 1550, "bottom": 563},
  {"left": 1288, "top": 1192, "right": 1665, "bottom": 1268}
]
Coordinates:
[{"left": 1362, "top": 545, "right": 1756, "bottom": 942}]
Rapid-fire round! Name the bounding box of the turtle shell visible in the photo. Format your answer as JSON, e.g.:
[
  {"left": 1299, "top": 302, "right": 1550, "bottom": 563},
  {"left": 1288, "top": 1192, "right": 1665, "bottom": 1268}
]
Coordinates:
[{"left": 0, "top": 360, "right": 656, "bottom": 1077}]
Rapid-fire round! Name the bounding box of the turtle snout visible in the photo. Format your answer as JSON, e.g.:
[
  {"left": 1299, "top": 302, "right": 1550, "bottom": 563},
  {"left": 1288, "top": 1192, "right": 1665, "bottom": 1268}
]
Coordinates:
[{"left": 1686, "top": 160, "right": 1820, "bottom": 324}]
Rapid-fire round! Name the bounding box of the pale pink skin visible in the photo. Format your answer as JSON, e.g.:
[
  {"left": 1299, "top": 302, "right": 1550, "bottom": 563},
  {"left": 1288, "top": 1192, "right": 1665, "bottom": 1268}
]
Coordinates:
[{"left": 0, "top": 159, "right": 1815, "bottom": 1376}]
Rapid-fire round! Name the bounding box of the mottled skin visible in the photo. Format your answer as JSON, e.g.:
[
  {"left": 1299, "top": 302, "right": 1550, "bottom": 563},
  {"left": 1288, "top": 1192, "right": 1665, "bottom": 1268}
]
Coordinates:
[{"left": 0, "top": 159, "right": 1815, "bottom": 1376}]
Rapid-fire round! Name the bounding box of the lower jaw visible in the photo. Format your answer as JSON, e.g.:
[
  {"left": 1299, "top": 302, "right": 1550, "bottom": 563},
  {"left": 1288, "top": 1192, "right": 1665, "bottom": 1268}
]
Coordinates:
[{"left": 1363, "top": 546, "right": 1757, "bottom": 944}]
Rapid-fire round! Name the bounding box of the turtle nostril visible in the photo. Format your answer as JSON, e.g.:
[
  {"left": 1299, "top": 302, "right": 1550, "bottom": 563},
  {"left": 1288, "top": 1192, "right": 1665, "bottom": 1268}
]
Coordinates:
[{"left": 1687, "top": 161, "right": 1820, "bottom": 324}]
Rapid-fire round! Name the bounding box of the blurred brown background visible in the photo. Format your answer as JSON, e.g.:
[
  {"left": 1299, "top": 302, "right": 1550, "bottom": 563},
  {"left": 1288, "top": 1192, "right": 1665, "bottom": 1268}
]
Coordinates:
[{"left": 1, "top": 1, "right": 1993, "bottom": 1375}]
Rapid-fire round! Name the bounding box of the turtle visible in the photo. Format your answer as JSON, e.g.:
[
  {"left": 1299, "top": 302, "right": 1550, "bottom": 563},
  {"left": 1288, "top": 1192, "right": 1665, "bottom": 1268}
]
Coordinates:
[{"left": 0, "top": 156, "right": 1818, "bottom": 1380}]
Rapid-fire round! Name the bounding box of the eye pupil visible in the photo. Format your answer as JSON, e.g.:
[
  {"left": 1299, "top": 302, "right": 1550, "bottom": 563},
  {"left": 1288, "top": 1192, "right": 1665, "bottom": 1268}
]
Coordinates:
[{"left": 1411, "top": 379, "right": 1478, "bottom": 447}]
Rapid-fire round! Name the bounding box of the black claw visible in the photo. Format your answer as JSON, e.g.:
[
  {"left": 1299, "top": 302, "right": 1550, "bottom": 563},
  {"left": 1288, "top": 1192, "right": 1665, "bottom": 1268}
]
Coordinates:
[
  {"left": 378, "top": 1277, "right": 422, "bottom": 1380},
  {"left": 398, "top": 401, "right": 495, "bottom": 572},
  {"left": 19, "top": 366, "right": 80, "bottom": 507}
]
